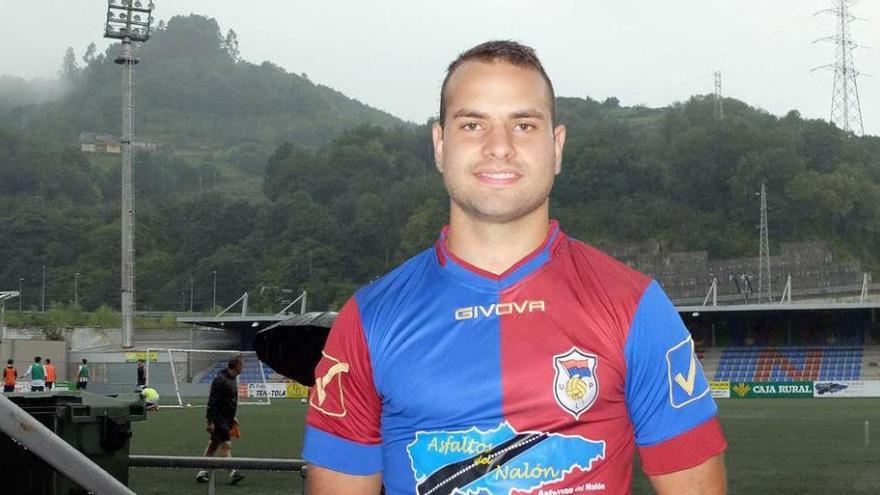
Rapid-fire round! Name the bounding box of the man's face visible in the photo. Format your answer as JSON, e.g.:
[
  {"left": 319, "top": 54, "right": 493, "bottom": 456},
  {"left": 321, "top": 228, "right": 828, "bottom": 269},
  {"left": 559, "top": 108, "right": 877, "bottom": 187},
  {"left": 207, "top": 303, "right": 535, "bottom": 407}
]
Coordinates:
[
  {"left": 433, "top": 60, "right": 566, "bottom": 225},
  {"left": 230, "top": 362, "right": 243, "bottom": 377}
]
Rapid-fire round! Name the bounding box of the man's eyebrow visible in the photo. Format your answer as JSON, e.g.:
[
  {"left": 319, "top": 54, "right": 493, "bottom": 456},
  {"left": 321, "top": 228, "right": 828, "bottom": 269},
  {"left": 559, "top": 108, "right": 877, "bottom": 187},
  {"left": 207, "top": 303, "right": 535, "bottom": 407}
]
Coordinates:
[
  {"left": 451, "top": 109, "right": 547, "bottom": 120},
  {"left": 451, "top": 109, "right": 487, "bottom": 120},
  {"left": 510, "top": 109, "right": 546, "bottom": 120}
]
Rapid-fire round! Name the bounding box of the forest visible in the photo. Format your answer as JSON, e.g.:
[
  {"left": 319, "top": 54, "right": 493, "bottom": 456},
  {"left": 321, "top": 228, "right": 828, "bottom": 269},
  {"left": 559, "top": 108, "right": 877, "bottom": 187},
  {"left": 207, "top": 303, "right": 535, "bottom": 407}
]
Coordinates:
[{"left": 1, "top": 15, "right": 879, "bottom": 314}]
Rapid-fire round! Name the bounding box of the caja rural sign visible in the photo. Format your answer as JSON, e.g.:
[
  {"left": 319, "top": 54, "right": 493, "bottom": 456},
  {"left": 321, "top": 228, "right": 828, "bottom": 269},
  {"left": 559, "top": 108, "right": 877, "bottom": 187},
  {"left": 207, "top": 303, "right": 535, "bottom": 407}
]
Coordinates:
[{"left": 730, "top": 381, "right": 813, "bottom": 398}]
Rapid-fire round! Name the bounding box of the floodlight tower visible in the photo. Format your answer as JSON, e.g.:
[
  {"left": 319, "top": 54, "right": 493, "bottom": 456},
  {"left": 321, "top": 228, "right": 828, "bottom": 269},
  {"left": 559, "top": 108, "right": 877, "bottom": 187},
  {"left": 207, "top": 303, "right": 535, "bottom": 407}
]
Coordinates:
[
  {"left": 104, "top": 0, "right": 155, "bottom": 348},
  {"left": 758, "top": 183, "right": 772, "bottom": 303},
  {"left": 713, "top": 71, "right": 724, "bottom": 120}
]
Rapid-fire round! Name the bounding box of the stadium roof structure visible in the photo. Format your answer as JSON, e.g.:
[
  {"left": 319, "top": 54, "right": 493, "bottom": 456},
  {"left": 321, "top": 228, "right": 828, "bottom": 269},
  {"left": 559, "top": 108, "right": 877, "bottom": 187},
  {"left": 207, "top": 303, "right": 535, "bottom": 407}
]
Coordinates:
[
  {"left": 176, "top": 314, "right": 288, "bottom": 332},
  {"left": 0, "top": 291, "right": 20, "bottom": 303},
  {"left": 177, "top": 311, "right": 338, "bottom": 385},
  {"left": 679, "top": 301, "right": 880, "bottom": 314},
  {"left": 254, "top": 312, "right": 337, "bottom": 386}
]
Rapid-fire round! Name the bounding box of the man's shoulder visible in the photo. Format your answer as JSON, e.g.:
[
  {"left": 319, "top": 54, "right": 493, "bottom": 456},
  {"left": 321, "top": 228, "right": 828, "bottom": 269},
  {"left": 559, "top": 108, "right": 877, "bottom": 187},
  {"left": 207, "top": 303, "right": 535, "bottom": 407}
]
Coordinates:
[
  {"left": 213, "top": 371, "right": 232, "bottom": 383},
  {"left": 354, "top": 246, "right": 438, "bottom": 311},
  {"left": 556, "top": 235, "right": 654, "bottom": 310},
  {"left": 561, "top": 236, "right": 652, "bottom": 287}
]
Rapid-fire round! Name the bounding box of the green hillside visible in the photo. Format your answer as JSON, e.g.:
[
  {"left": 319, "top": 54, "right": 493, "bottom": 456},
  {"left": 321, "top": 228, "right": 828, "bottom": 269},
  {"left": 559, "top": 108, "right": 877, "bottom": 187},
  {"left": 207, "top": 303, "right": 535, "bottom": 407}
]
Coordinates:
[
  {"left": 1, "top": 15, "right": 403, "bottom": 152},
  {"left": 1, "top": 15, "right": 879, "bottom": 316}
]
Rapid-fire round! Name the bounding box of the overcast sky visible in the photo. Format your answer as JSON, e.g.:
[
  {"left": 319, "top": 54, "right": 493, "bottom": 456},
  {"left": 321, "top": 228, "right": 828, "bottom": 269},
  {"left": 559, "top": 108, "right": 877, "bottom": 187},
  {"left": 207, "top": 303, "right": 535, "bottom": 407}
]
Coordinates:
[{"left": 2, "top": 0, "right": 878, "bottom": 135}]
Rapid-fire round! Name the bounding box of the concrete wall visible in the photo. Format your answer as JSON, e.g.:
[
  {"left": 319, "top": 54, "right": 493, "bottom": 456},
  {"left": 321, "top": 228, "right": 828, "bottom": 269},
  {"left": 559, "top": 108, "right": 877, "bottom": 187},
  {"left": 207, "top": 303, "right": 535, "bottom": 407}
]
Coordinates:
[{"left": 0, "top": 339, "right": 68, "bottom": 381}]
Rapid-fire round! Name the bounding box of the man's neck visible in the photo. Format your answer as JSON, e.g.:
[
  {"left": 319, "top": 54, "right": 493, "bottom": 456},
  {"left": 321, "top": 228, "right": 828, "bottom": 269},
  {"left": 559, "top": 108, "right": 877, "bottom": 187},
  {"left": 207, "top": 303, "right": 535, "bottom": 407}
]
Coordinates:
[{"left": 446, "top": 206, "right": 551, "bottom": 276}]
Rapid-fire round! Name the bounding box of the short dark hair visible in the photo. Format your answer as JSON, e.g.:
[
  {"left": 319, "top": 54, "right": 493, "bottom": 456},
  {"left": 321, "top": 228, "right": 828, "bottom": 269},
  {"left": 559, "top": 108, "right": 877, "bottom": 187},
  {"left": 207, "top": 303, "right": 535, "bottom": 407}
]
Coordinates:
[
  {"left": 439, "top": 40, "right": 556, "bottom": 127},
  {"left": 227, "top": 356, "right": 243, "bottom": 370},
  {"left": 6, "top": 359, "right": 12, "bottom": 365},
  {"left": 45, "top": 358, "right": 51, "bottom": 364},
  {"left": 81, "top": 358, "right": 88, "bottom": 364},
  {"left": 34, "top": 356, "right": 41, "bottom": 363}
]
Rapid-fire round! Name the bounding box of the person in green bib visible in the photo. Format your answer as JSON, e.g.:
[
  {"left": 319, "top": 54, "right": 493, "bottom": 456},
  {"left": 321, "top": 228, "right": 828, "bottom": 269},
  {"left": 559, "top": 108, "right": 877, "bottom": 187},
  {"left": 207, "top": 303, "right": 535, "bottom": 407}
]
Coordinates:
[
  {"left": 23, "top": 356, "right": 45, "bottom": 392},
  {"left": 76, "top": 358, "right": 90, "bottom": 390}
]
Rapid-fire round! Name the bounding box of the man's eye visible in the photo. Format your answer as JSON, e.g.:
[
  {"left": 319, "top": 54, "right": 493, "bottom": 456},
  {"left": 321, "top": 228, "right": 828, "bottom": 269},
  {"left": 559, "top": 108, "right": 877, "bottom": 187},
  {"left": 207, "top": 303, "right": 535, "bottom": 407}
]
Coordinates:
[
  {"left": 516, "top": 123, "right": 535, "bottom": 131},
  {"left": 462, "top": 123, "right": 480, "bottom": 131}
]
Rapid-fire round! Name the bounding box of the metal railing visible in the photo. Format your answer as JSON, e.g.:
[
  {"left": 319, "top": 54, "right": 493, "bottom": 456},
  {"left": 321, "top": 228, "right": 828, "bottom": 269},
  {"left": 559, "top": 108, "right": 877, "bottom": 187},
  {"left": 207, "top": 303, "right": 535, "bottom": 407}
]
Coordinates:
[{"left": 129, "top": 455, "right": 308, "bottom": 495}]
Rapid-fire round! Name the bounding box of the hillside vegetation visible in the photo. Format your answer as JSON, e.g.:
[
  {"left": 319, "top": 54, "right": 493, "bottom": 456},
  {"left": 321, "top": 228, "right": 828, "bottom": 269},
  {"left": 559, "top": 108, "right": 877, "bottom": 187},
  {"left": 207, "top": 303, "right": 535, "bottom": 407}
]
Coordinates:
[{"left": 1, "top": 15, "right": 879, "bottom": 313}]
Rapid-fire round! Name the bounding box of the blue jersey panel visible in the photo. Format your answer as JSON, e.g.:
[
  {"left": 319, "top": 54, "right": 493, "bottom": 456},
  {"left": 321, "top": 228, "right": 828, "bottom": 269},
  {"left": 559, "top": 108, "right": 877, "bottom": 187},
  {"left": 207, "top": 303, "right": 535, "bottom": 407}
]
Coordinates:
[
  {"left": 355, "top": 248, "right": 505, "bottom": 493},
  {"left": 302, "top": 425, "right": 383, "bottom": 475},
  {"left": 623, "top": 281, "right": 717, "bottom": 447}
]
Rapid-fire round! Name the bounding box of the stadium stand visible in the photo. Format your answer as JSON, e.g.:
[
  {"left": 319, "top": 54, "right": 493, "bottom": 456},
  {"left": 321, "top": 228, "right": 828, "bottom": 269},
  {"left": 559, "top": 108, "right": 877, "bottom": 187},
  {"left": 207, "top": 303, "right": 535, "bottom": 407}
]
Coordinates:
[
  {"left": 714, "top": 345, "right": 863, "bottom": 381},
  {"left": 608, "top": 241, "right": 865, "bottom": 303},
  {"left": 198, "top": 359, "right": 290, "bottom": 384}
]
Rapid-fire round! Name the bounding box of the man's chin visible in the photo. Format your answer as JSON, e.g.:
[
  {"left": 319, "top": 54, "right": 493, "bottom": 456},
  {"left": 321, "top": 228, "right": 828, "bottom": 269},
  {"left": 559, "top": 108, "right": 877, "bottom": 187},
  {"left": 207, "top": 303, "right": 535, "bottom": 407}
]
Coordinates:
[{"left": 454, "top": 200, "right": 547, "bottom": 225}]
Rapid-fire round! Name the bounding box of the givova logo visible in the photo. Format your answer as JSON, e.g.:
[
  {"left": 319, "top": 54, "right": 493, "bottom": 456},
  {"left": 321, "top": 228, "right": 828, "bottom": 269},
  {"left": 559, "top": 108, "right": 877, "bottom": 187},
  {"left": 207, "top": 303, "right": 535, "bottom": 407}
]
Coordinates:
[{"left": 454, "top": 300, "right": 546, "bottom": 321}]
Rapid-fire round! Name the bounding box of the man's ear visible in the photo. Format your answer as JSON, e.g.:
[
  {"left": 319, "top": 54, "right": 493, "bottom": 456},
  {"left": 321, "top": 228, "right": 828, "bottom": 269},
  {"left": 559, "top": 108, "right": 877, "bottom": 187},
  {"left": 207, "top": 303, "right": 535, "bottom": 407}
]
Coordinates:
[
  {"left": 432, "top": 121, "right": 444, "bottom": 173},
  {"left": 553, "top": 124, "right": 566, "bottom": 175}
]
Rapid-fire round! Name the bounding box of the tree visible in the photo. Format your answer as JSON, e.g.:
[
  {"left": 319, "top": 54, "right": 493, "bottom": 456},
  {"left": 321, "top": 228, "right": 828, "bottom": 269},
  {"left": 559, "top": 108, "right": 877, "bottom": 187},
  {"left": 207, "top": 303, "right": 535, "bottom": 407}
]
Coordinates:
[
  {"left": 224, "top": 29, "right": 240, "bottom": 62},
  {"left": 82, "top": 43, "right": 97, "bottom": 66},
  {"left": 59, "top": 47, "right": 79, "bottom": 82}
]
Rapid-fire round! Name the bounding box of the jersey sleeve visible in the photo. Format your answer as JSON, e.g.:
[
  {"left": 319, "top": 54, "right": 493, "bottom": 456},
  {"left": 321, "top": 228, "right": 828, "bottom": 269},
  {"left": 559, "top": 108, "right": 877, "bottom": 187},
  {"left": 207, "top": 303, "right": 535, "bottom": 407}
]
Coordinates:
[
  {"left": 302, "top": 297, "right": 383, "bottom": 475},
  {"left": 624, "top": 281, "right": 727, "bottom": 475}
]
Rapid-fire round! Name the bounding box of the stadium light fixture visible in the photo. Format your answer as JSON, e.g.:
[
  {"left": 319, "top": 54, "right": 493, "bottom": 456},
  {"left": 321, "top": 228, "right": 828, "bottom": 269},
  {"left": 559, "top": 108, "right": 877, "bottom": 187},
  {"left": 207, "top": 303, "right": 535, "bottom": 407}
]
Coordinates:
[{"left": 105, "top": 0, "right": 154, "bottom": 42}]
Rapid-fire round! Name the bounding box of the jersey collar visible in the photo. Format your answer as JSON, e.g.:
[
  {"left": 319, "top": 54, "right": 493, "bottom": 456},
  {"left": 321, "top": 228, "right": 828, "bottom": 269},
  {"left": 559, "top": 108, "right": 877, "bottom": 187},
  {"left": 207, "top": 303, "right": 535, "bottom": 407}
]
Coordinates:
[{"left": 434, "top": 220, "right": 562, "bottom": 291}]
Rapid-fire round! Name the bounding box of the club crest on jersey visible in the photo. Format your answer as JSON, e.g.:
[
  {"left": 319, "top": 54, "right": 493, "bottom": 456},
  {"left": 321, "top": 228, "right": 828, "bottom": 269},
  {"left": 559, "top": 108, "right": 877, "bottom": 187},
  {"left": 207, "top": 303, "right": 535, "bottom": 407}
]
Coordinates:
[{"left": 553, "top": 348, "right": 599, "bottom": 420}]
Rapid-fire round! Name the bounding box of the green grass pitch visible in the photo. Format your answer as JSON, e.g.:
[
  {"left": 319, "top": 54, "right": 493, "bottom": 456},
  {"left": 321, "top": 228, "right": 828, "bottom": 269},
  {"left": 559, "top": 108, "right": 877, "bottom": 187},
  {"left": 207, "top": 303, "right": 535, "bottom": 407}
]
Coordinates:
[{"left": 128, "top": 398, "right": 880, "bottom": 494}]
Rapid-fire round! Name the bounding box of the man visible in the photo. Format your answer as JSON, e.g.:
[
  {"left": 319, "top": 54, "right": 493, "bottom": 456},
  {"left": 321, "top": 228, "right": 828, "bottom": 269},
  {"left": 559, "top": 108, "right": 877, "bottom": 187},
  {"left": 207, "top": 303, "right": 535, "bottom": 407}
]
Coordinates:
[
  {"left": 196, "top": 356, "right": 245, "bottom": 485},
  {"left": 303, "top": 41, "right": 726, "bottom": 495},
  {"left": 23, "top": 356, "right": 45, "bottom": 392},
  {"left": 3, "top": 359, "right": 17, "bottom": 393},
  {"left": 75, "top": 358, "right": 89, "bottom": 390},
  {"left": 139, "top": 386, "right": 160, "bottom": 411},
  {"left": 44, "top": 358, "right": 56, "bottom": 390},
  {"left": 136, "top": 358, "right": 146, "bottom": 387}
]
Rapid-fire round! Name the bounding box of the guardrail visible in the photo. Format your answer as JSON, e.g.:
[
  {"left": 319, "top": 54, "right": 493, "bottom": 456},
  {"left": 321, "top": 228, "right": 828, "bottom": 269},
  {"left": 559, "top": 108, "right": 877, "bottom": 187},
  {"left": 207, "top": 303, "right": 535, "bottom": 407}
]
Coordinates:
[{"left": 129, "top": 455, "right": 308, "bottom": 495}]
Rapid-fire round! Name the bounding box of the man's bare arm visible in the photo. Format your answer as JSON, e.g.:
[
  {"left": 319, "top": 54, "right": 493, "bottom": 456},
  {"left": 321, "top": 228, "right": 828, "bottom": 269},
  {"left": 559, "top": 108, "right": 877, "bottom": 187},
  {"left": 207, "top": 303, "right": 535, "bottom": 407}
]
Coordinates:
[
  {"left": 306, "top": 464, "right": 382, "bottom": 495},
  {"left": 647, "top": 454, "right": 726, "bottom": 495}
]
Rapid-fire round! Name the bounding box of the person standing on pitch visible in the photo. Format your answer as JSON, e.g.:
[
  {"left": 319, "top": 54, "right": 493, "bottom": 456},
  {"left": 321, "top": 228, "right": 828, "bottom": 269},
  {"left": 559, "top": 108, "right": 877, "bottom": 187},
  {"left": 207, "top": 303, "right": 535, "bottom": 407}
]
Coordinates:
[
  {"left": 196, "top": 356, "right": 245, "bottom": 485},
  {"left": 23, "top": 356, "right": 45, "bottom": 392},
  {"left": 44, "top": 358, "right": 56, "bottom": 390},
  {"left": 3, "top": 359, "right": 17, "bottom": 393},
  {"left": 303, "top": 41, "right": 726, "bottom": 495},
  {"left": 136, "top": 358, "right": 146, "bottom": 387},
  {"left": 75, "top": 358, "right": 89, "bottom": 390}
]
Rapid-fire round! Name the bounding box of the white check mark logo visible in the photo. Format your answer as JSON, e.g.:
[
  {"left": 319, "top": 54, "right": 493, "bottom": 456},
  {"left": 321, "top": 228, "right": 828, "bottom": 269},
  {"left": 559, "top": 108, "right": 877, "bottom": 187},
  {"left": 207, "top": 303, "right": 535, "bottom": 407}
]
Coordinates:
[{"left": 674, "top": 354, "right": 697, "bottom": 396}]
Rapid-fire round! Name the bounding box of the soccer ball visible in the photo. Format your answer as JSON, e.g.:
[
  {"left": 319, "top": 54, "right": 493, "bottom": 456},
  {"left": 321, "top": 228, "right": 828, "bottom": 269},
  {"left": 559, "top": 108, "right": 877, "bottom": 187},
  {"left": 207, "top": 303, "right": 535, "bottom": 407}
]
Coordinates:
[
  {"left": 186, "top": 403, "right": 192, "bottom": 408},
  {"left": 300, "top": 398, "right": 307, "bottom": 404},
  {"left": 566, "top": 376, "right": 589, "bottom": 401}
]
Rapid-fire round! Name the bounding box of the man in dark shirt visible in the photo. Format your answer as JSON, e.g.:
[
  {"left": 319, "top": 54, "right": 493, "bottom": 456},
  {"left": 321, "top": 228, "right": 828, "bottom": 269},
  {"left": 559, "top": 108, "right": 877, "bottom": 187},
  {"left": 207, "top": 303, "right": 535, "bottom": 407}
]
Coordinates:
[
  {"left": 136, "top": 359, "right": 146, "bottom": 387},
  {"left": 196, "top": 356, "right": 245, "bottom": 485}
]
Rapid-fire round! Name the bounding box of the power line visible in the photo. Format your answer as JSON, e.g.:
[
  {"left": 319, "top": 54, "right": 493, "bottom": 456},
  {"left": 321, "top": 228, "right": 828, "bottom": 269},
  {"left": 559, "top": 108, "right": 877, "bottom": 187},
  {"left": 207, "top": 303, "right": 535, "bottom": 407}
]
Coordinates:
[{"left": 814, "top": 0, "right": 865, "bottom": 135}]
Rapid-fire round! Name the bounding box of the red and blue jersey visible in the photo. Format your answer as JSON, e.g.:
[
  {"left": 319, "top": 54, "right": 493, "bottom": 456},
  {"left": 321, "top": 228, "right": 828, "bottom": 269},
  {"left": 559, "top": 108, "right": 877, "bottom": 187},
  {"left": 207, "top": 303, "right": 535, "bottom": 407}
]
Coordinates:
[{"left": 304, "top": 222, "right": 726, "bottom": 494}]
